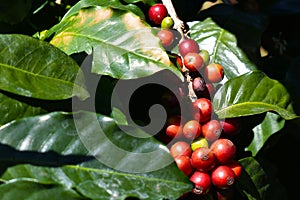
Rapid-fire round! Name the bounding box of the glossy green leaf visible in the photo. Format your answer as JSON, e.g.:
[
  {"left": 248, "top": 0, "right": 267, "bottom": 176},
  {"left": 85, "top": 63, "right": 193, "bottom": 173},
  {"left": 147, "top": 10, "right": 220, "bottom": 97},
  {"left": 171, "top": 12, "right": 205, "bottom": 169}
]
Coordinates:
[
  {"left": 247, "top": 112, "right": 285, "bottom": 156},
  {"left": 111, "top": 107, "right": 129, "bottom": 126},
  {"left": 213, "top": 70, "right": 298, "bottom": 120},
  {"left": 0, "top": 92, "right": 46, "bottom": 126},
  {"left": 238, "top": 157, "right": 287, "bottom": 200},
  {"left": 47, "top": 6, "right": 183, "bottom": 80},
  {"left": 0, "top": 34, "right": 89, "bottom": 100},
  {"left": 188, "top": 18, "right": 257, "bottom": 80},
  {"left": 123, "top": 0, "right": 156, "bottom": 5},
  {"left": 0, "top": 111, "right": 192, "bottom": 199},
  {"left": 0, "top": 179, "right": 84, "bottom": 200},
  {"left": 61, "top": 0, "right": 145, "bottom": 21},
  {"left": 2, "top": 164, "right": 191, "bottom": 200}
]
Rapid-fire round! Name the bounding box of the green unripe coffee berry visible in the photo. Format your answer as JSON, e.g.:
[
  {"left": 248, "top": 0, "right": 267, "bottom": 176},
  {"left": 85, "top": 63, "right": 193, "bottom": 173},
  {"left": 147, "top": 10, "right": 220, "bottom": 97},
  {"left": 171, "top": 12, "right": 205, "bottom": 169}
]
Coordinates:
[
  {"left": 199, "top": 49, "right": 210, "bottom": 67},
  {"left": 161, "top": 16, "right": 174, "bottom": 29},
  {"left": 191, "top": 137, "right": 209, "bottom": 151}
]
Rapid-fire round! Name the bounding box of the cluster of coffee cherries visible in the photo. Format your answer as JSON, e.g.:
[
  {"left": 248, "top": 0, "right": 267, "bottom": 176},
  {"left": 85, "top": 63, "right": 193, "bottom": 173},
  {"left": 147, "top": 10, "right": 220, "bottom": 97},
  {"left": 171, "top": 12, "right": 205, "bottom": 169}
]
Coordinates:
[{"left": 147, "top": 3, "right": 243, "bottom": 199}]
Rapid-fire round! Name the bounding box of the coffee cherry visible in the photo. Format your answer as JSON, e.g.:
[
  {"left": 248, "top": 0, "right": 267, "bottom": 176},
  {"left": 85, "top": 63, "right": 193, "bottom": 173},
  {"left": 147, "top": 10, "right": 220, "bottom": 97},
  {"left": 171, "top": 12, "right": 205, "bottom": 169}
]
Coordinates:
[
  {"left": 174, "top": 155, "right": 194, "bottom": 176},
  {"left": 210, "top": 138, "right": 236, "bottom": 164},
  {"left": 191, "top": 98, "right": 213, "bottom": 123},
  {"left": 190, "top": 171, "right": 212, "bottom": 195},
  {"left": 191, "top": 147, "right": 216, "bottom": 172},
  {"left": 205, "top": 63, "right": 224, "bottom": 83},
  {"left": 157, "top": 29, "right": 174, "bottom": 48},
  {"left": 165, "top": 115, "right": 183, "bottom": 138},
  {"left": 211, "top": 165, "right": 236, "bottom": 189},
  {"left": 148, "top": 3, "right": 168, "bottom": 25},
  {"left": 178, "top": 38, "right": 200, "bottom": 57},
  {"left": 170, "top": 141, "right": 192, "bottom": 158},
  {"left": 192, "top": 76, "right": 206, "bottom": 94},
  {"left": 161, "top": 16, "right": 174, "bottom": 29},
  {"left": 183, "top": 52, "right": 204, "bottom": 72},
  {"left": 202, "top": 119, "right": 222, "bottom": 142},
  {"left": 220, "top": 118, "right": 241, "bottom": 137},
  {"left": 183, "top": 120, "right": 202, "bottom": 140},
  {"left": 191, "top": 136, "right": 208, "bottom": 151},
  {"left": 169, "top": 53, "right": 183, "bottom": 70},
  {"left": 199, "top": 49, "right": 210, "bottom": 66},
  {"left": 227, "top": 160, "right": 242, "bottom": 180}
]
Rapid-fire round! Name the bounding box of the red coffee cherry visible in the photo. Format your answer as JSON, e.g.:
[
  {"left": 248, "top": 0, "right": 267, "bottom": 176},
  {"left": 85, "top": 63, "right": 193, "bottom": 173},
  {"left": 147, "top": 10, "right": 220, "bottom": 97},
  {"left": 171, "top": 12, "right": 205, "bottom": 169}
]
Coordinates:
[
  {"left": 210, "top": 138, "right": 236, "bottom": 164},
  {"left": 211, "top": 165, "right": 236, "bottom": 189},
  {"left": 178, "top": 38, "right": 200, "bottom": 57},
  {"left": 157, "top": 29, "right": 174, "bottom": 48},
  {"left": 220, "top": 118, "right": 241, "bottom": 137},
  {"left": 190, "top": 171, "right": 212, "bottom": 195},
  {"left": 148, "top": 3, "right": 168, "bottom": 25},
  {"left": 170, "top": 141, "right": 192, "bottom": 158},
  {"left": 202, "top": 119, "right": 222, "bottom": 142},
  {"left": 165, "top": 115, "right": 183, "bottom": 138},
  {"left": 174, "top": 155, "right": 194, "bottom": 176},
  {"left": 191, "top": 147, "right": 217, "bottom": 172},
  {"left": 170, "top": 53, "right": 183, "bottom": 70},
  {"left": 183, "top": 52, "right": 204, "bottom": 72},
  {"left": 182, "top": 120, "right": 202, "bottom": 140},
  {"left": 192, "top": 76, "right": 206, "bottom": 94},
  {"left": 227, "top": 160, "right": 242, "bottom": 180},
  {"left": 191, "top": 98, "right": 213, "bottom": 123},
  {"left": 204, "top": 63, "right": 224, "bottom": 83}
]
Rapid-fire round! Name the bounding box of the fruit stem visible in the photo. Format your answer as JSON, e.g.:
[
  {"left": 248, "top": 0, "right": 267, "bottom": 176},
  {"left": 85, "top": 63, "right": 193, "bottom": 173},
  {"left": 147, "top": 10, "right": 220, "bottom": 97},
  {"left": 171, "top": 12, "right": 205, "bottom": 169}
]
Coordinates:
[
  {"left": 186, "top": 73, "right": 198, "bottom": 102},
  {"left": 161, "top": 0, "right": 185, "bottom": 41}
]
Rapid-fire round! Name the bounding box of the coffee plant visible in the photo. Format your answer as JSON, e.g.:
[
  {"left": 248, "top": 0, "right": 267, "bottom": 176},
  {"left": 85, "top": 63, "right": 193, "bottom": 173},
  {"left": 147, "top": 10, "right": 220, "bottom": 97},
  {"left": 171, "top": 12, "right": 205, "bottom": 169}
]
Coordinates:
[{"left": 0, "top": 0, "right": 300, "bottom": 199}]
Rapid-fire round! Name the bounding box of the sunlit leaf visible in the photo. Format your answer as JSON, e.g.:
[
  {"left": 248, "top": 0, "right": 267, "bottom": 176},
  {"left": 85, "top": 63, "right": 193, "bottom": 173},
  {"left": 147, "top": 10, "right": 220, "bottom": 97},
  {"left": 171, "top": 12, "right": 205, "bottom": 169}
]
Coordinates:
[
  {"left": 188, "top": 18, "right": 257, "bottom": 81},
  {"left": 213, "top": 70, "right": 298, "bottom": 120},
  {"left": 0, "top": 34, "right": 89, "bottom": 100},
  {"left": 47, "top": 6, "right": 183, "bottom": 80},
  {"left": 0, "top": 111, "right": 192, "bottom": 199}
]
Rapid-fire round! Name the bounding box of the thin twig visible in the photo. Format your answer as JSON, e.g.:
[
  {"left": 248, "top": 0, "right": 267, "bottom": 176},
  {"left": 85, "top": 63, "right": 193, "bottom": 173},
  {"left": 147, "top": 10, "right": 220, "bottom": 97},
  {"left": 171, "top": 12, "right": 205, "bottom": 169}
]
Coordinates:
[{"left": 161, "top": 0, "right": 185, "bottom": 41}]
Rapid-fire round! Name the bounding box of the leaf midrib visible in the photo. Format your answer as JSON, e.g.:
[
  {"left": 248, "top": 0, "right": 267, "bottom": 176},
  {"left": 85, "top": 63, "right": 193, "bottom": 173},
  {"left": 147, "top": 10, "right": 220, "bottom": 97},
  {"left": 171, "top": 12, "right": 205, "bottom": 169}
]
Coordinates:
[
  {"left": 216, "top": 101, "right": 294, "bottom": 117},
  {"left": 5, "top": 164, "right": 191, "bottom": 187},
  {"left": 68, "top": 165, "right": 190, "bottom": 185},
  {"left": 52, "top": 32, "right": 168, "bottom": 65},
  {"left": 0, "top": 63, "right": 77, "bottom": 88}
]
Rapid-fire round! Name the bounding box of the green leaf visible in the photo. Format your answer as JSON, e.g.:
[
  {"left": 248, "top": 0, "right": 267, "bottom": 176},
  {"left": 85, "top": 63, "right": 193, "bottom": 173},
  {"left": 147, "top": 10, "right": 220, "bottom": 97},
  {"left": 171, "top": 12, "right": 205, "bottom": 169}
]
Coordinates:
[
  {"left": 61, "top": 0, "right": 145, "bottom": 21},
  {"left": 247, "top": 112, "right": 285, "bottom": 156},
  {"left": 0, "top": 34, "right": 89, "bottom": 100},
  {"left": 47, "top": 6, "right": 183, "bottom": 80},
  {"left": 238, "top": 157, "right": 288, "bottom": 200},
  {"left": 2, "top": 164, "right": 191, "bottom": 200},
  {"left": 188, "top": 18, "right": 257, "bottom": 80},
  {"left": 0, "top": 92, "right": 46, "bottom": 126},
  {"left": 213, "top": 70, "right": 298, "bottom": 120},
  {"left": 123, "top": 0, "right": 156, "bottom": 5},
  {"left": 111, "top": 107, "right": 129, "bottom": 126},
  {"left": 0, "top": 179, "right": 84, "bottom": 200},
  {"left": 0, "top": 111, "right": 192, "bottom": 199}
]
